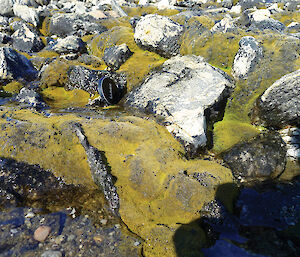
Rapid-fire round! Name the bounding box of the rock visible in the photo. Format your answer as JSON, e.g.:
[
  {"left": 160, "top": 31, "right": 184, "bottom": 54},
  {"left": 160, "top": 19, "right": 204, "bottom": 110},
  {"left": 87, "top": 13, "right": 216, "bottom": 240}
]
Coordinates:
[
  {"left": 0, "top": 47, "right": 37, "bottom": 82},
  {"left": 221, "top": 0, "right": 233, "bottom": 9},
  {"left": 257, "top": 69, "right": 300, "bottom": 127},
  {"left": 0, "top": 0, "right": 14, "bottom": 16},
  {"left": 34, "top": 226, "right": 51, "bottom": 242},
  {"left": 65, "top": 65, "right": 127, "bottom": 96},
  {"left": 134, "top": 14, "right": 184, "bottom": 58},
  {"left": 49, "top": 13, "right": 107, "bottom": 37},
  {"left": 230, "top": 4, "right": 242, "bottom": 14},
  {"left": 41, "top": 251, "right": 62, "bottom": 257},
  {"left": 232, "top": 36, "right": 263, "bottom": 80},
  {"left": 249, "top": 8, "right": 271, "bottom": 22},
  {"left": 13, "top": 4, "right": 40, "bottom": 27},
  {"left": 0, "top": 32, "right": 11, "bottom": 44},
  {"left": 11, "top": 23, "right": 44, "bottom": 53},
  {"left": 125, "top": 55, "right": 233, "bottom": 153},
  {"left": 16, "top": 88, "right": 46, "bottom": 108},
  {"left": 248, "top": 11, "right": 285, "bottom": 32},
  {"left": 223, "top": 132, "right": 286, "bottom": 181},
  {"left": 211, "top": 14, "right": 236, "bottom": 33},
  {"left": 52, "top": 36, "right": 86, "bottom": 54},
  {"left": 103, "top": 43, "right": 133, "bottom": 70},
  {"left": 280, "top": 127, "right": 300, "bottom": 161}
]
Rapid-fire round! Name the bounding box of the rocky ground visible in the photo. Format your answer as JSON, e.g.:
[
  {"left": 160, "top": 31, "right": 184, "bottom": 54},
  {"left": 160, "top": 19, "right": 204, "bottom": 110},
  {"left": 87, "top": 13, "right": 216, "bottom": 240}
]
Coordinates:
[{"left": 0, "top": 0, "right": 299, "bottom": 256}]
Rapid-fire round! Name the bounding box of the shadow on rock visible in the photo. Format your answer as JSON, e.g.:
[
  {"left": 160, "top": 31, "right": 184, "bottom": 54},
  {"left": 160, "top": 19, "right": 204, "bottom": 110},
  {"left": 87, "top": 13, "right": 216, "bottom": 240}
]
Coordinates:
[{"left": 173, "top": 179, "right": 300, "bottom": 257}]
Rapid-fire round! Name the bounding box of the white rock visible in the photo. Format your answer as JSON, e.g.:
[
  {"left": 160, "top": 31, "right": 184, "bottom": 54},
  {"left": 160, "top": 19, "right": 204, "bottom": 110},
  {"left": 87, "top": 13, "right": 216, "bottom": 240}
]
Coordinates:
[
  {"left": 0, "top": 0, "right": 14, "bottom": 16},
  {"left": 125, "top": 55, "right": 233, "bottom": 152},
  {"left": 230, "top": 4, "right": 241, "bottom": 14},
  {"left": 211, "top": 14, "right": 236, "bottom": 33},
  {"left": 232, "top": 36, "right": 263, "bottom": 79},
  {"left": 13, "top": 4, "right": 40, "bottom": 26},
  {"left": 249, "top": 9, "right": 271, "bottom": 22}
]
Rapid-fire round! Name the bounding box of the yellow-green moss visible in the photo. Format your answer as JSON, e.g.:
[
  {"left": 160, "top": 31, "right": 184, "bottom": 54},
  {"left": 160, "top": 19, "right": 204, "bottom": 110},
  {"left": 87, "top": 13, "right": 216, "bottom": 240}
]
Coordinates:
[
  {"left": 40, "top": 16, "right": 51, "bottom": 36},
  {"left": 42, "top": 87, "right": 94, "bottom": 109},
  {"left": 88, "top": 26, "right": 166, "bottom": 91},
  {"left": 213, "top": 120, "right": 260, "bottom": 153},
  {"left": 36, "top": 50, "right": 59, "bottom": 59},
  {"left": 271, "top": 11, "right": 300, "bottom": 26},
  {"left": 180, "top": 31, "right": 244, "bottom": 71},
  {"left": 2, "top": 81, "right": 23, "bottom": 94}
]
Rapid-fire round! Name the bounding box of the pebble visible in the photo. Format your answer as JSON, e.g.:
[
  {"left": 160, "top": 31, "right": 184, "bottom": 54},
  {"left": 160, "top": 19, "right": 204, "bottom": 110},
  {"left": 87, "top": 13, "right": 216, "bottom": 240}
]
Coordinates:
[
  {"left": 41, "top": 250, "right": 62, "bottom": 257},
  {"left": 34, "top": 226, "right": 51, "bottom": 242},
  {"left": 25, "top": 212, "right": 35, "bottom": 219},
  {"left": 100, "top": 219, "right": 107, "bottom": 225}
]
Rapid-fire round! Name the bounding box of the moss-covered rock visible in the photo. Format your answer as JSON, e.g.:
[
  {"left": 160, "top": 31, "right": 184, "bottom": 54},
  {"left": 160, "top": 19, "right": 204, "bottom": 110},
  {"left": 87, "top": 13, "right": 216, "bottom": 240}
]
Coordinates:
[{"left": 0, "top": 107, "right": 234, "bottom": 256}]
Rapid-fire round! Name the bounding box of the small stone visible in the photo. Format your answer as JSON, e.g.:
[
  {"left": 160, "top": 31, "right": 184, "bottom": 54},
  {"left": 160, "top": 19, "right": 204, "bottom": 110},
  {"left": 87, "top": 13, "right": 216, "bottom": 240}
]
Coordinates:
[
  {"left": 10, "top": 228, "right": 18, "bottom": 234},
  {"left": 67, "top": 234, "right": 76, "bottom": 242},
  {"left": 25, "top": 211, "right": 35, "bottom": 219},
  {"left": 41, "top": 250, "right": 62, "bottom": 257},
  {"left": 100, "top": 219, "right": 107, "bottom": 225},
  {"left": 34, "top": 226, "right": 51, "bottom": 242},
  {"left": 134, "top": 241, "right": 140, "bottom": 246},
  {"left": 54, "top": 235, "right": 65, "bottom": 245},
  {"left": 103, "top": 44, "right": 133, "bottom": 70}
]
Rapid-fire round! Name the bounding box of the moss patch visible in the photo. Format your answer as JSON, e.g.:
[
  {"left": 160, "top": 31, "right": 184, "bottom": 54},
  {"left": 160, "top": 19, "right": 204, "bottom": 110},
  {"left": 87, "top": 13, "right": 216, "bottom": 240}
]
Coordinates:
[{"left": 2, "top": 81, "right": 23, "bottom": 94}]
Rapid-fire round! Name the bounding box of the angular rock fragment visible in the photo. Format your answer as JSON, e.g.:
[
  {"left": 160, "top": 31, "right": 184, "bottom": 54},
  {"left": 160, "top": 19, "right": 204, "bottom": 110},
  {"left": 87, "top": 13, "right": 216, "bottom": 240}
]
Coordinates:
[
  {"left": 73, "top": 123, "right": 119, "bottom": 216},
  {"left": 257, "top": 69, "right": 300, "bottom": 127},
  {"left": 125, "top": 55, "right": 233, "bottom": 153},
  {"left": 103, "top": 43, "right": 133, "bottom": 70},
  {"left": 16, "top": 87, "right": 46, "bottom": 108},
  {"left": 13, "top": 4, "right": 40, "bottom": 27},
  {"left": 211, "top": 14, "right": 236, "bottom": 33},
  {"left": 0, "top": 0, "right": 14, "bottom": 16},
  {"left": 223, "top": 132, "right": 286, "bottom": 181},
  {"left": 52, "top": 36, "right": 86, "bottom": 54},
  {"left": 0, "top": 47, "right": 37, "bottom": 82},
  {"left": 49, "top": 13, "right": 107, "bottom": 37},
  {"left": 134, "top": 14, "right": 184, "bottom": 58},
  {"left": 232, "top": 36, "right": 263, "bottom": 79},
  {"left": 11, "top": 23, "right": 44, "bottom": 52}
]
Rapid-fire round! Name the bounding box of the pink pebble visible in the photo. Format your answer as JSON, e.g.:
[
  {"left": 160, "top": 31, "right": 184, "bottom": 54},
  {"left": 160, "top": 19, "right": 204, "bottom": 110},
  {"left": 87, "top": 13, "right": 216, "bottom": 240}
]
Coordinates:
[{"left": 34, "top": 226, "right": 51, "bottom": 242}]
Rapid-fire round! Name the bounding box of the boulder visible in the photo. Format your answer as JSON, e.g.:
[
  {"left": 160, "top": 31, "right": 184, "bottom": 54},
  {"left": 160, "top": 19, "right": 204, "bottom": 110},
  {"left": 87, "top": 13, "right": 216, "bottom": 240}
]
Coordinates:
[
  {"left": 257, "top": 69, "right": 300, "bottom": 127},
  {"left": 16, "top": 87, "right": 46, "bottom": 108},
  {"left": 134, "top": 14, "right": 184, "bottom": 58},
  {"left": 223, "top": 132, "right": 286, "bottom": 181},
  {"left": 102, "top": 43, "right": 133, "bottom": 70},
  {"left": 52, "top": 36, "right": 86, "bottom": 54},
  {"left": 13, "top": 4, "right": 40, "bottom": 27},
  {"left": 280, "top": 127, "right": 300, "bottom": 161},
  {"left": 11, "top": 23, "right": 44, "bottom": 52},
  {"left": 49, "top": 13, "right": 107, "bottom": 37},
  {"left": 232, "top": 36, "right": 263, "bottom": 80},
  {"left": 125, "top": 55, "right": 234, "bottom": 153},
  {"left": 0, "top": 47, "right": 37, "bottom": 82},
  {"left": 0, "top": 0, "right": 14, "bottom": 16}
]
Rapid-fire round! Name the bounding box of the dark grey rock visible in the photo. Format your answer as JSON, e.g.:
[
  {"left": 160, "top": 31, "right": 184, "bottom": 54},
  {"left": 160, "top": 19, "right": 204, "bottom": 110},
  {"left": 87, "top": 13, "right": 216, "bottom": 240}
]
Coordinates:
[
  {"left": 16, "top": 87, "right": 46, "bottom": 108},
  {"left": 103, "top": 43, "right": 133, "bottom": 70},
  {"left": 258, "top": 69, "right": 300, "bottom": 127},
  {"left": 11, "top": 24, "right": 44, "bottom": 53},
  {"left": 49, "top": 13, "right": 107, "bottom": 37},
  {"left": 65, "top": 65, "right": 126, "bottom": 96},
  {"left": 51, "top": 36, "right": 86, "bottom": 54},
  {"left": 249, "top": 18, "right": 286, "bottom": 32},
  {"left": 125, "top": 55, "right": 233, "bottom": 153},
  {"left": 134, "top": 14, "right": 184, "bottom": 58},
  {"left": 0, "top": 32, "right": 11, "bottom": 44},
  {"left": 0, "top": 47, "right": 38, "bottom": 82},
  {"left": 73, "top": 123, "right": 119, "bottom": 216},
  {"left": 232, "top": 36, "right": 263, "bottom": 80},
  {"left": 223, "top": 132, "right": 286, "bottom": 180}
]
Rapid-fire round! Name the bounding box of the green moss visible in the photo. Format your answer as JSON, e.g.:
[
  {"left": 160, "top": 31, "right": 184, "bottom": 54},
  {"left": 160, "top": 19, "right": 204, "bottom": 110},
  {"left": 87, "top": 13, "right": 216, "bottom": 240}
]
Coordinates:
[
  {"left": 271, "top": 11, "right": 300, "bottom": 25},
  {"left": 2, "top": 81, "right": 23, "bottom": 94},
  {"left": 122, "top": 6, "right": 179, "bottom": 17},
  {"left": 213, "top": 120, "right": 260, "bottom": 153},
  {"left": 40, "top": 16, "right": 51, "bottom": 36},
  {"left": 88, "top": 26, "right": 166, "bottom": 91},
  {"left": 36, "top": 50, "right": 59, "bottom": 59},
  {"left": 42, "top": 87, "right": 95, "bottom": 109},
  {"left": 180, "top": 31, "right": 244, "bottom": 71}
]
